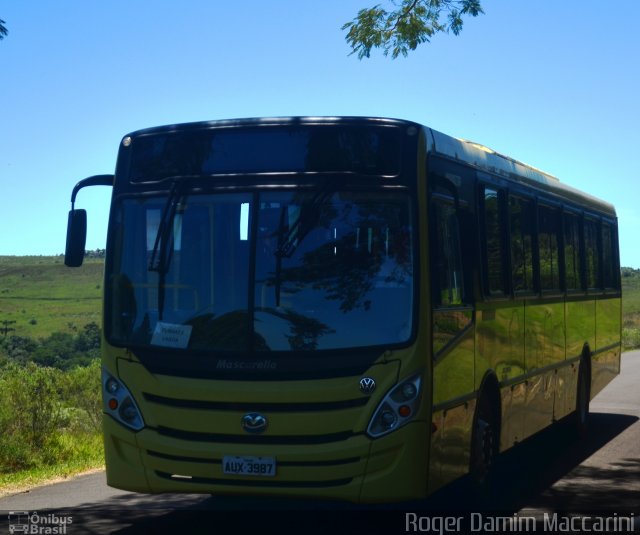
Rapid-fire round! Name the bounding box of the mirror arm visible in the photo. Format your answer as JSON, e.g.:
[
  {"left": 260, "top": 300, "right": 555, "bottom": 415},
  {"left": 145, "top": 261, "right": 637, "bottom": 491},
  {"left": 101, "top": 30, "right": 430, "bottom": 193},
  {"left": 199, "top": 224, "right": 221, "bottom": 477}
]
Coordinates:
[
  {"left": 71, "top": 174, "right": 114, "bottom": 209},
  {"left": 65, "top": 174, "right": 114, "bottom": 268}
]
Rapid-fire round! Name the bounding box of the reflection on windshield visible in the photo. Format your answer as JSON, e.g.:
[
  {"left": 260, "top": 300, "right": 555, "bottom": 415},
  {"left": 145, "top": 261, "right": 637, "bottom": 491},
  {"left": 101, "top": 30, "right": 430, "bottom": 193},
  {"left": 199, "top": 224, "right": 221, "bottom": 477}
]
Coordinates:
[{"left": 109, "top": 189, "right": 414, "bottom": 353}]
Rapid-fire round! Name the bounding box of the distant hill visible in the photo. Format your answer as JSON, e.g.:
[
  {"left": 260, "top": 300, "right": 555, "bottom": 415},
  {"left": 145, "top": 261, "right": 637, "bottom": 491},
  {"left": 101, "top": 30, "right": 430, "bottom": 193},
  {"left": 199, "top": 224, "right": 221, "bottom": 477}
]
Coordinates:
[
  {"left": 0, "top": 256, "right": 103, "bottom": 339},
  {"left": 622, "top": 267, "right": 640, "bottom": 349},
  {"left": 0, "top": 256, "right": 638, "bottom": 348},
  {"left": 622, "top": 268, "right": 640, "bottom": 313}
]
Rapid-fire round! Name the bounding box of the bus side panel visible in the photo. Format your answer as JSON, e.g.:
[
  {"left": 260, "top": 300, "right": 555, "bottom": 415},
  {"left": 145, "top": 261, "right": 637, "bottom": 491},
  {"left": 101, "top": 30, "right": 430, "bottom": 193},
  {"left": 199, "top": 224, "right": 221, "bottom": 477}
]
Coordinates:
[
  {"left": 565, "top": 298, "right": 596, "bottom": 414},
  {"left": 499, "top": 381, "right": 526, "bottom": 450},
  {"left": 475, "top": 303, "right": 525, "bottom": 452},
  {"left": 103, "top": 415, "right": 151, "bottom": 492},
  {"left": 592, "top": 296, "right": 622, "bottom": 398},
  {"left": 565, "top": 298, "right": 596, "bottom": 360},
  {"left": 361, "top": 422, "right": 430, "bottom": 502},
  {"left": 428, "top": 401, "right": 475, "bottom": 494},
  {"left": 554, "top": 359, "right": 579, "bottom": 421},
  {"left": 522, "top": 300, "right": 565, "bottom": 439},
  {"left": 428, "top": 313, "right": 475, "bottom": 492}
]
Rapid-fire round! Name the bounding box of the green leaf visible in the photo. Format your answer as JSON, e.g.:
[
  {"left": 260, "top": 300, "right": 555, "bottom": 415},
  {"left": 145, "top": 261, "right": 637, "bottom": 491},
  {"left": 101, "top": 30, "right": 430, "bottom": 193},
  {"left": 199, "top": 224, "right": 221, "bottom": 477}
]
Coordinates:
[{"left": 343, "top": 0, "right": 484, "bottom": 59}]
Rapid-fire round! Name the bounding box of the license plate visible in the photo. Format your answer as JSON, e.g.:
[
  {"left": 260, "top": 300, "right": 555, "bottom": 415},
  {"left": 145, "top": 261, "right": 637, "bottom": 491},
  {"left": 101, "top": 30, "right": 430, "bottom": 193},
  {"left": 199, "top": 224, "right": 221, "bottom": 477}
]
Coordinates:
[{"left": 222, "top": 455, "right": 276, "bottom": 477}]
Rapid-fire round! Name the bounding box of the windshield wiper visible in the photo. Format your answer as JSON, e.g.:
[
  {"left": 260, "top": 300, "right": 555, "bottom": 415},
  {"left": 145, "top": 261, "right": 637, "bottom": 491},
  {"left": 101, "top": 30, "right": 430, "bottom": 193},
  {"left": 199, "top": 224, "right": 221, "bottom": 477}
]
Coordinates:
[
  {"left": 273, "top": 179, "right": 340, "bottom": 306},
  {"left": 275, "top": 179, "right": 341, "bottom": 260},
  {"left": 148, "top": 178, "right": 190, "bottom": 319}
]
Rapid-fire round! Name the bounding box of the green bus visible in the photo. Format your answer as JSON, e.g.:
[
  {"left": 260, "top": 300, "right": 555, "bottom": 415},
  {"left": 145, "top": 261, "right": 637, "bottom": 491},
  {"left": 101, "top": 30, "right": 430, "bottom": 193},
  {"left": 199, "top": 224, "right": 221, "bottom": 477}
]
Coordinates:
[{"left": 65, "top": 117, "right": 621, "bottom": 501}]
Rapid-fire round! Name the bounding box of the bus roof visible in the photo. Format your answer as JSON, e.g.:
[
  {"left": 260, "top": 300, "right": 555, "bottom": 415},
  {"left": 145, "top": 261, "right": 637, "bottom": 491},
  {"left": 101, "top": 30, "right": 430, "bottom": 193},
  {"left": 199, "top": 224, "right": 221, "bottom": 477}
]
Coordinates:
[
  {"left": 425, "top": 126, "right": 616, "bottom": 217},
  {"left": 122, "top": 116, "right": 615, "bottom": 218}
]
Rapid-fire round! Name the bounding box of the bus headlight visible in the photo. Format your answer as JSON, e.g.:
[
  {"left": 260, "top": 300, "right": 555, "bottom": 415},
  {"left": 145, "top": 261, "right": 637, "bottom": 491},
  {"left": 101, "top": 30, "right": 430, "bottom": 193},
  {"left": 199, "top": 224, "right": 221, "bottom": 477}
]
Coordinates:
[
  {"left": 367, "top": 373, "right": 422, "bottom": 438},
  {"left": 102, "top": 368, "right": 145, "bottom": 431}
]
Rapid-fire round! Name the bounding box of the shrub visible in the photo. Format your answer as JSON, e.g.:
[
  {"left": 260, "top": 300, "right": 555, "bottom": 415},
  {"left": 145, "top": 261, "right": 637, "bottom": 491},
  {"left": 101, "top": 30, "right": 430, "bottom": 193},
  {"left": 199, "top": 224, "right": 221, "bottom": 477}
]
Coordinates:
[
  {"left": 64, "top": 360, "right": 101, "bottom": 431},
  {"left": 0, "top": 361, "right": 102, "bottom": 473},
  {"left": 622, "top": 328, "right": 640, "bottom": 351}
]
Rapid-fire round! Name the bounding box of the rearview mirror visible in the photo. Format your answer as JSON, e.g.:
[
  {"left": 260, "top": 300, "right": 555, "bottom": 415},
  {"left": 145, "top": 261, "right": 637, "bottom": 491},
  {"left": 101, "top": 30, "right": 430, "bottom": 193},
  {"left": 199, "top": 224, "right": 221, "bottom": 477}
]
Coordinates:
[{"left": 65, "top": 209, "right": 87, "bottom": 267}]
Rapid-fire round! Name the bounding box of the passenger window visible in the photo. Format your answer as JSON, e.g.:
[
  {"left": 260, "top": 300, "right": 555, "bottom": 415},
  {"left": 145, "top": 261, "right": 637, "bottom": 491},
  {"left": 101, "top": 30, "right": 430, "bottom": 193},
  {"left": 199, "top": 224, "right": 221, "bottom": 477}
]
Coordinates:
[
  {"left": 563, "top": 212, "right": 583, "bottom": 291},
  {"left": 602, "top": 222, "right": 618, "bottom": 290},
  {"left": 538, "top": 205, "right": 561, "bottom": 291},
  {"left": 584, "top": 218, "right": 600, "bottom": 289},
  {"left": 483, "top": 188, "right": 506, "bottom": 296},
  {"left": 431, "top": 198, "right": 464, "bottom": 306},
  {"left": 510, "top": 196, "right": 535, "bottom": 293}
]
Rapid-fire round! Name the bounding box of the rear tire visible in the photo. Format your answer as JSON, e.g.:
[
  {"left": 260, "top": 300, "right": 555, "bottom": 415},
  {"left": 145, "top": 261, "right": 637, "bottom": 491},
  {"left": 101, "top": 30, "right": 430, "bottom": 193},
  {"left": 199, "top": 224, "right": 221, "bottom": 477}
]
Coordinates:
[{"left": 469, "top": 394, "right": 498, "bottom": 488}]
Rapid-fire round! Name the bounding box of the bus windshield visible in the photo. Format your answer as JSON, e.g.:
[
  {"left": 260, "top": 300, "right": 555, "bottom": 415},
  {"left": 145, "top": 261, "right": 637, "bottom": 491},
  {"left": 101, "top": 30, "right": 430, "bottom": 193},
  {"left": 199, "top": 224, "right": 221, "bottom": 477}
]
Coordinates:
[{"left": 108, "top": 188, "right": 414, "bottom": 354}]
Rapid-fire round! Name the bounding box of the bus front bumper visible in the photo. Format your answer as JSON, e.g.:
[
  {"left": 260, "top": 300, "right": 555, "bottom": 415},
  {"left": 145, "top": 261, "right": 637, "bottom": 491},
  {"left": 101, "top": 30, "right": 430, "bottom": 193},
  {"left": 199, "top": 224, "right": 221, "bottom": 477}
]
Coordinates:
[{"left": 102, "top": 415, "right": 429, "bottom": 503}]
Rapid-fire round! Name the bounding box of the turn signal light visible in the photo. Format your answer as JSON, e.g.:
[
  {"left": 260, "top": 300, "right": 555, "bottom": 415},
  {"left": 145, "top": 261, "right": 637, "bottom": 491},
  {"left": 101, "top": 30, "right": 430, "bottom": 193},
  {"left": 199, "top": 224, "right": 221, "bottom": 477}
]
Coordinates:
[
  {"left": 367, "top": 373, "right": 422, "bottom": 438},
  {"left": 102, "top": 368, "right": 144, "bottom": 431}
]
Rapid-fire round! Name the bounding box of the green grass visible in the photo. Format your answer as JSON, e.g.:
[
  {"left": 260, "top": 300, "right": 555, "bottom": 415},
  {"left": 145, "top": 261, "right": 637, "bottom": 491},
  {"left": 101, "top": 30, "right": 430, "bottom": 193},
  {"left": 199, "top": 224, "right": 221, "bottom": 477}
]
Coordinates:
[
  {"left": 0, "top": 257, "right": 105, "bottom": 495},
  {"left": 0, "top": 433, "right": 104, "bottom": 498},
  {"left": 0, "top": 256, "right": 103, "bottom": 339},
  {"left": 622, "top": 270, "right": 640, "bottom": 315},
  {"left": 622, "top": 269, "right": 640, "bottom": 350}
]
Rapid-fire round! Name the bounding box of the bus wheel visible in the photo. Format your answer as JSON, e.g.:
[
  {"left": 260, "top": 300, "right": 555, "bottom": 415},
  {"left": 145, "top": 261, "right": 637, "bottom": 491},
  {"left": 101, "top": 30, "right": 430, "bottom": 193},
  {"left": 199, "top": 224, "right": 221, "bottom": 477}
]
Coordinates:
[{"left": 469, "top": 394, "right": 497, "bottom": 487}]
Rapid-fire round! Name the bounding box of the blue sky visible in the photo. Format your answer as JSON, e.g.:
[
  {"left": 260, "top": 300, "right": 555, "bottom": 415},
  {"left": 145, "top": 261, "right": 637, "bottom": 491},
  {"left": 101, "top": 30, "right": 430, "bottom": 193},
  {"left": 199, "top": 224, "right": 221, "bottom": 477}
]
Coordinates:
[{"left": 2, "top": 1, "right": 639, "bottom": 267}]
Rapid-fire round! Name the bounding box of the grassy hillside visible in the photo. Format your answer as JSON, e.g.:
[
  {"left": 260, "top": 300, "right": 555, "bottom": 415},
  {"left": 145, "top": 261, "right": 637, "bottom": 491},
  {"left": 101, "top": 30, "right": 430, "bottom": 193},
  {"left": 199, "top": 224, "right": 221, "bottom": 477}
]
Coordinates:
[
  {"left": 622, "top": 267, "right": 640, "bottom": 349},
  {"left": 622, "top": 268, "right": 640, "bottom": 313},
  {"left": 0, "top": 256, "right": 103, "bottom": 339},
  {"left": 1, "top": 256, "right": 639, "bottom": 347},
  {"left": 0, "top": 257, "right": 105, "bottom": 491}
]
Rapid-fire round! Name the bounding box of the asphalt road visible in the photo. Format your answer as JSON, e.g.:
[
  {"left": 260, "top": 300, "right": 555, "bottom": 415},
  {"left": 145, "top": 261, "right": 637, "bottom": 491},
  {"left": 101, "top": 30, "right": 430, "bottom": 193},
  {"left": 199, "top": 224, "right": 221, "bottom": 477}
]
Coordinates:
[{"left": 1, "top": 352, "right": 639, "bottom": 534}]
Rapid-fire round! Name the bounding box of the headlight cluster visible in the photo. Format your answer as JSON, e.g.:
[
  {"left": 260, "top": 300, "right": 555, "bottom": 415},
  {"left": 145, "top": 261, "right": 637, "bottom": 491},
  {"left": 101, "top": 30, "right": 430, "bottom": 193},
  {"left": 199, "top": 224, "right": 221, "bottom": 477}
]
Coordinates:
[
  {"left": 367, "top": 373, "right": 422, "bottom": 438},
  {"left": 102, "top": 368, "right": 144, "bottom": 431}
]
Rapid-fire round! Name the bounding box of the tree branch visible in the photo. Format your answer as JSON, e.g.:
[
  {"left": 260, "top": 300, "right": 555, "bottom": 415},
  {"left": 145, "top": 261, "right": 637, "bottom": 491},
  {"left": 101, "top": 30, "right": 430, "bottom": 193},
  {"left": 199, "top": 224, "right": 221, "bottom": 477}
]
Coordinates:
[
  {"left": 343, "top": 0, "right": 484, "bottom": 59},
  {"left": 389, "top": 0, "right": 421, "bottom": 32},
  {"left": 0, "top": 18, "right": 8, "bottom": 41}
]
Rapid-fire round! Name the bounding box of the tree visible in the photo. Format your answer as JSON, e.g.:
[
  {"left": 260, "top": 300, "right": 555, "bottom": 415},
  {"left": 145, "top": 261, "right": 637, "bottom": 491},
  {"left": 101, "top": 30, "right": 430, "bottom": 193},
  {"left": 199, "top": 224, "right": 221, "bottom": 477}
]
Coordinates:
[
  {"left": 343, "top": 0, "right": 484, "bottom": 59},
  {"left": 0, "top": 18, "right": 8, "bottom": 41}
]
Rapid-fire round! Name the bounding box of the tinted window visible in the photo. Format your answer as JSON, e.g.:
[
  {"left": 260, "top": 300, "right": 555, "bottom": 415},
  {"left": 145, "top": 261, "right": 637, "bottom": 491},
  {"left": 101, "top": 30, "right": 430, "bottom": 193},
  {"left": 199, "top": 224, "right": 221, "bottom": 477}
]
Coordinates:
[
  {"left": 563, "top": 212, "right": 583, "bottom": 291},
  {"left": 510, "top": 196, "right": 535, "bottom": 293},
  {"left": 108, "top": 190, "right": 414, "bottom": 353},
  {"left": 483, "top": 188, "right": 506, "bottom": 295},
  {"left": 602, "top": 222, "right": 618, "bottom": 289},
  {"left": 538, "top": 205, "right": 561, "bottom": 291},
  {"left": 128, "top": 126, "right": 402, "bottom": 181},
  {"left": 584, "top": 218, "right": 600, "bottom": 289},
  {"left": 431, "top": 197, "right": 464, "bottom": 306}
]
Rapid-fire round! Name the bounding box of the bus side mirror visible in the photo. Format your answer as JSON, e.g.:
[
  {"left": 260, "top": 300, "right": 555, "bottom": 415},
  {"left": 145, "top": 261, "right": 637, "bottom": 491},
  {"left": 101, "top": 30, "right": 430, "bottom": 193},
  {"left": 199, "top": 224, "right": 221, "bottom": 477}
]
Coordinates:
[{"left": 65, "top": 209, "right": 87, "bottom": 267}]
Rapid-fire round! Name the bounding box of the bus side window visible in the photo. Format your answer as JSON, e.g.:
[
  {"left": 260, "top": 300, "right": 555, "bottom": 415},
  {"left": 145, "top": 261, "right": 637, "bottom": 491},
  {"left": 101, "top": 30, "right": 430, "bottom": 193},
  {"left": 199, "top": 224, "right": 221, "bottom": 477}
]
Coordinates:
[
  {"left": 584, "top": 217, "right": 600, "bottom": 290},
  {"left": 602, "top": 221, "right": 619, "bottom": 290},
  {"left": 430, "top": 197, "right": 464, "bottom": 307},
  {"left": 538, "top": 204, "right": 562, "bottom": 292},
  {"left": 510, "top": 196, "right": 535, "bottom": 293},
  {"left": 563, "top": 212, "right": 583, "bottom": 291},
  {"left": 482, "top": 187, "right": 507, "bottom": 297}
]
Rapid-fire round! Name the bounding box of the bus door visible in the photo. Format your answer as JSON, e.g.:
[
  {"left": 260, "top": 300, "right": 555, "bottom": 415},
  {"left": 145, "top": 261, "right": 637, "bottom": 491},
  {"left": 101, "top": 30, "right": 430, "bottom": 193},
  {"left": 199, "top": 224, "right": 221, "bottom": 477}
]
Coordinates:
[{"left": 428, "top": 176, "right": 475, "bottom": 490}]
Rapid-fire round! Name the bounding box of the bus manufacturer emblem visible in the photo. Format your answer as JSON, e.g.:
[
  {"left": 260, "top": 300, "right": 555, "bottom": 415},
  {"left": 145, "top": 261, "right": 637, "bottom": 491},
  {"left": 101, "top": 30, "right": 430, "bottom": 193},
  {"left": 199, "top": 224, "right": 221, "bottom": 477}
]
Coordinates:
[
  {"left": 241, "top": 412, "right": 268, "bottom": 434},
  {"left": 359, "top": 377, "right": 376, "bottom": 394}
]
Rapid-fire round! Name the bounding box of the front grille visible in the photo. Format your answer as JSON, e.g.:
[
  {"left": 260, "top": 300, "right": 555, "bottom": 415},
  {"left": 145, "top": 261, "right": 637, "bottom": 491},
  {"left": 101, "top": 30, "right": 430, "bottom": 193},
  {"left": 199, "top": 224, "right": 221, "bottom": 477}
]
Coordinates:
[
  {"left": 153, "top": 426, "right": 360, "bottom": 445},
  {"left": 143, "top": 392, "right": 369, "bottom": 412},
  {"left": 147, "top": 449, "right": 361, "bottom": 467},
  {"left": 155, "top": 471, "right": 353, "bottom": 488}
]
